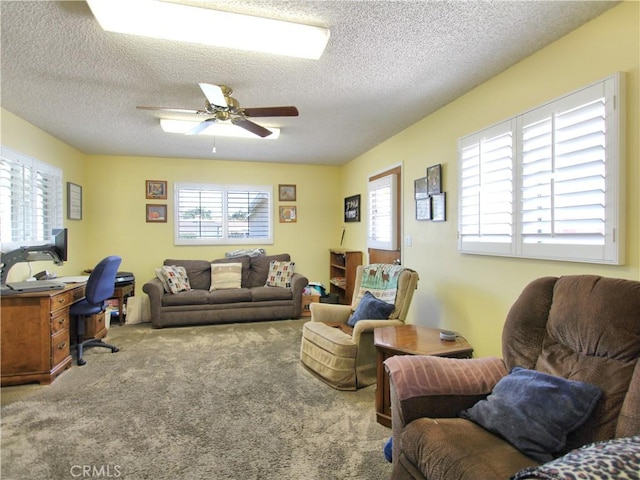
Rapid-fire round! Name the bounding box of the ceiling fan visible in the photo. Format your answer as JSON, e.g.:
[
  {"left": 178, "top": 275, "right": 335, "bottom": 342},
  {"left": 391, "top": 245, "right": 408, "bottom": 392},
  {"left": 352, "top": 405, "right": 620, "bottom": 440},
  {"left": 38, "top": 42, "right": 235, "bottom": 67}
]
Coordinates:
[{"left": 137, "top": 83, "right": 298, "bottom": 138}]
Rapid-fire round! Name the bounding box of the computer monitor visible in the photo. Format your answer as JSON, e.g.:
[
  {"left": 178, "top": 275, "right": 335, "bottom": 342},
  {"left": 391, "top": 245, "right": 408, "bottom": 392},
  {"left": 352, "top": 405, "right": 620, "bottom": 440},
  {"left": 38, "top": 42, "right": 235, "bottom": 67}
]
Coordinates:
[{"left": 51, "top": 228, "right": 68, "bottom": 262}]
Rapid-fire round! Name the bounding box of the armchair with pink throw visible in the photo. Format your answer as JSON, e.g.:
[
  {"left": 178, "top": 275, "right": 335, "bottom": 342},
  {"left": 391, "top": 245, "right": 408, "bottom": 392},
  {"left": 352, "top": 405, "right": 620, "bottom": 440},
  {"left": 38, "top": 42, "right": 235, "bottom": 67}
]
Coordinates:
[{"left": 386, "top": 275, "right": 640, "bottom": 480}]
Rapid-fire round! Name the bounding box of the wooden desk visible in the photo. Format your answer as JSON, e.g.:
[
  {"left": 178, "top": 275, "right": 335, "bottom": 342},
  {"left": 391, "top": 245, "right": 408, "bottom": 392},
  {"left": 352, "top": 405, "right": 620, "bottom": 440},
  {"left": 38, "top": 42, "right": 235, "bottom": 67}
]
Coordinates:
[
  {"left": 1, "top": 284, "right": 85, "bottom": 386},
  {"left": 374, "top": 325, "right": 474, "bottom": 427}
]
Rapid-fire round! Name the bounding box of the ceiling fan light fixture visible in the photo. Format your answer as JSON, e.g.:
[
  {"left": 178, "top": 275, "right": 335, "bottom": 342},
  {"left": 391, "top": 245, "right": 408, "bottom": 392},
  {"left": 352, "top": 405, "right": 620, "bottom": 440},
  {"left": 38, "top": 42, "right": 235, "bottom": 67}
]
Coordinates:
[
  {"left": 160, "top": 119, "right": 280, "bottom": 139},
  {"left": 86, "top": 0, "right": 330, "bottom": 60}
]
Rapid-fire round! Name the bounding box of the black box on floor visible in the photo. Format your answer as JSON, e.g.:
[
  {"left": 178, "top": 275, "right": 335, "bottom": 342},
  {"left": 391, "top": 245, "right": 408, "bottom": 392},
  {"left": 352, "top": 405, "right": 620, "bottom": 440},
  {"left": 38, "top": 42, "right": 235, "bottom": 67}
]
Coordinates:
[{"left": 320, "top": 293, "right": 340, "bottom": 304}]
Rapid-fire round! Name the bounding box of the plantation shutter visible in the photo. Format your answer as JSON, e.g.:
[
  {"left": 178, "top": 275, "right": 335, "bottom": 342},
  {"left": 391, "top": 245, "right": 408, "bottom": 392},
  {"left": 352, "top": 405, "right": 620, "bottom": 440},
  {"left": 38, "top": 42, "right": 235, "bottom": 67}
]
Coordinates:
[
  {"left": 0, "top": 146, "right": 62, "bottom": 250},
  {"left": 368, "top": 174, "right": 397, "bottom": 250},
  {"left": 458, "top": 74, "right": 622, "bottom": 264},
  {"left": 175, "top": 183, "right": 272, "bottom": 245},
  {"left": 518, "top": 78, "right": 618, "bottom": 262},
  {"left": 458, "top": 120, "right": 515, "bottom": 256}
]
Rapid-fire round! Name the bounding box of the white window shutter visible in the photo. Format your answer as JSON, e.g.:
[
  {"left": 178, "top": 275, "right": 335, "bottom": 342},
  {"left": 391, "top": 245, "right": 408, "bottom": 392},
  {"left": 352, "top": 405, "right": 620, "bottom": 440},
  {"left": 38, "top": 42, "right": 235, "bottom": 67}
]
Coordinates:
[{"left": 368, "top": 174, "right": 397, "bottom": 250}]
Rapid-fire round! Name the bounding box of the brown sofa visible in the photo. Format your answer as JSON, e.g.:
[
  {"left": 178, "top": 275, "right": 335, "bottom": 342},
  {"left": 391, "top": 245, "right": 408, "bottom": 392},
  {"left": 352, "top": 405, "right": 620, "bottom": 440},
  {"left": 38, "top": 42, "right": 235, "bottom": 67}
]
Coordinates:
[
  {"left": 143, "top": 254, "right": 308, "bottom": 328},
  {"left": 386, "top": 275, "right": 640, "bottom": 480}
]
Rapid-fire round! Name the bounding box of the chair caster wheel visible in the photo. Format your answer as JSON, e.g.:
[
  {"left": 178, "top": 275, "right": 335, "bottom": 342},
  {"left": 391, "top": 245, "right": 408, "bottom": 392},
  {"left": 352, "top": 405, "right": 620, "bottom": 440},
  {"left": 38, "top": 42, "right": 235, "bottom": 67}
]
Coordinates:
[
  {"left": 112, "top": 347, "right": 120, "bottom": 353},
  {"left": 78, "top": 358, "right": 86, "bottom": 366}
]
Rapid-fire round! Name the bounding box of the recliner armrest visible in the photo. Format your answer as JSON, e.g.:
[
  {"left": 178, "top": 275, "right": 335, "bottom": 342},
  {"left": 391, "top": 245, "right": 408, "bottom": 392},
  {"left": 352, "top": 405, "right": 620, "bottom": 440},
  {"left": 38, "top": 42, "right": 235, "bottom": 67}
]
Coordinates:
[
  {"left": 352, "top": 319, "right": 403, "bottom": 343},
  {"left": 386, "top": 355, "right": 507, "bottom": 424},
  {"left": 309, "top": 302, "right": 352, "bottom": 324},
  {"left": 142, "top": 278, "right": 165, "bottom": 326}
]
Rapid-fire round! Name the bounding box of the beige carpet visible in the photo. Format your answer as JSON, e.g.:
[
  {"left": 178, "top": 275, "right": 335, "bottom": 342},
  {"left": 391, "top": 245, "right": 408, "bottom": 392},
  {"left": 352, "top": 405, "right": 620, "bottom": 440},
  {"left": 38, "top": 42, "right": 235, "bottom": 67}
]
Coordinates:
[{"left": 1, "top": 319, "right": 393, "bottom": 480}]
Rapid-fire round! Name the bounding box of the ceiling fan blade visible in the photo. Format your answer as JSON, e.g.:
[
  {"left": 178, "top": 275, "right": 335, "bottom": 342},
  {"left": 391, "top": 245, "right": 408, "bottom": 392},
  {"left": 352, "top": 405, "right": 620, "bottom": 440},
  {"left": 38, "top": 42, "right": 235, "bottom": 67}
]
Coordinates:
[
  {"left": 137, "top": 106, "right": 204, "bottom": 115},
  {"left": 185, "top": 118, "right": 216, "bottom": 135},
  {"left": 199, "top": 83, "right": 228, "bottom": 108},
  {"left": 233, "top": 119, "right": 273, "bottom": 138},
  {"left": 243, "top": 106, "right": 299, "bottom": 117}
]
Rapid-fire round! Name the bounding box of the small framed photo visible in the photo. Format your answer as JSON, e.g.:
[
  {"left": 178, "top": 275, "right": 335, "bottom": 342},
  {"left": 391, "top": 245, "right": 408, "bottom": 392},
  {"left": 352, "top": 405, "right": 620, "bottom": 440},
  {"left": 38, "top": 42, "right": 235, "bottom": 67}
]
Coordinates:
[
  {"left": 431, "top": 192, "right": 446, "bottom": 222},
  {"left": 67, "top": 182, "right": 82, "bottom": 220},
  {"left": 279, "top": 206, "right": 297, "bottom": 223},
  {"left": 416, "top": 197, "right": 431, "bottom": 221},
  {"left": 146, "top": 180, "right": 167, "bottom": 199},
  {"left": 146, "top": 204, "right": 167, "bottom": 223},
  {"left": 344, "top": 194, "right": 360, "bottom": 223},
  {"left": 426, "top": 164, "right": 442, "bottom": 195},
  {"left": 414, "top": 177, "right": 428, "bottom": 199},
  {"left": 278, "top": 184, "right": 296, "bottom": 202}
]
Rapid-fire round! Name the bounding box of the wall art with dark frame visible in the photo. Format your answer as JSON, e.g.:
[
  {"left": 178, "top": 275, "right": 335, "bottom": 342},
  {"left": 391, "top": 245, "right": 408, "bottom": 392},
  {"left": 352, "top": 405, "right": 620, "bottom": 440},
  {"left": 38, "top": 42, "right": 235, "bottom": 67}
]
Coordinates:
[
  {"left": 431, "top": 192, "right": 446, "bottom": 222},
  {"left": 67, "top": 182, "right": 83, "bottom": 220},
  {"left": 344, "top": 194, "right": 360, "bottom": 222},
  {"left": 426, "top": 164, "right": 442, "bottom": 195}
]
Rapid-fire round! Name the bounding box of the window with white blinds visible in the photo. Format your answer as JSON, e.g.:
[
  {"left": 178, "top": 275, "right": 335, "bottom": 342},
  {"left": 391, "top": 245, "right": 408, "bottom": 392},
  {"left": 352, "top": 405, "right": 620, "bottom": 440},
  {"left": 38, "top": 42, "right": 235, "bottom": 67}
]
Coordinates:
[
  {"left": 174, "top": 183, "right": 272, "bottom": 245},
  {"left": 368, "top": 174, "right": 397, "bottom": 250},
  {"left": 0, "top": 146, "right": 63, "bottom": 251},
  {"left": 458, "top": 74, "right": 624, "bottom": 264}
]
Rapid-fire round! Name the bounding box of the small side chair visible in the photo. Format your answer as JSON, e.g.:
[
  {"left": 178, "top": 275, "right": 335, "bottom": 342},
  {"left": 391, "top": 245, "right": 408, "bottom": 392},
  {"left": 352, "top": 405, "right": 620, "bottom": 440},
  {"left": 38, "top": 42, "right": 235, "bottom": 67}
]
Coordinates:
[
  {"left": 300, "top": 264, "right": 419, "bottom": 390},
  {"left": 70, "top": 255, "right": 122, "bottom": 366}
]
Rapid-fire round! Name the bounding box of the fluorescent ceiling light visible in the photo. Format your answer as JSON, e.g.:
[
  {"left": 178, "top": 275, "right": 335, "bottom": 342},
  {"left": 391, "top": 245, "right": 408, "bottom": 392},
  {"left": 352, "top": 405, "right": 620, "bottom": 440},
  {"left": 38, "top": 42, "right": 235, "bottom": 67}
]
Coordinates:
[
  {"left": 86, "top": 0, "right": 330, "bottom": 59},
  {"left": 160, "top": 119, "right": 280, "bottom": 139}
]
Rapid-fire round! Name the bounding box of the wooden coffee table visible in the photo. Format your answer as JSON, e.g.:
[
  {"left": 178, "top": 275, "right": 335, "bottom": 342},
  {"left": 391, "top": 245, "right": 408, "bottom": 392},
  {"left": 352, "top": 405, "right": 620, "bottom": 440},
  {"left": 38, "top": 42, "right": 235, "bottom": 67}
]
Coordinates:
[{"left": 374, "top": 325, "right": 474, "bottom": 427}]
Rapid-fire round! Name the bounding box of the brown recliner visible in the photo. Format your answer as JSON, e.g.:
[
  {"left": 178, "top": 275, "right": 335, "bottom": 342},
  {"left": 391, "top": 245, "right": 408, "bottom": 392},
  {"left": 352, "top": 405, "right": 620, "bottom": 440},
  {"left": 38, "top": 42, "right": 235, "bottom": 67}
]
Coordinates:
[{"left": 386, "top": 275, "right": 640, "bottom": 480}]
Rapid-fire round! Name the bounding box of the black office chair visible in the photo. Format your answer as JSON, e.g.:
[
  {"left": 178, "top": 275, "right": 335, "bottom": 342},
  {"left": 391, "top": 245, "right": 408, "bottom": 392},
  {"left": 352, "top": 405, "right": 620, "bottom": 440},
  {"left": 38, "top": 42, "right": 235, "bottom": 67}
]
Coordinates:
[{"left": 70, "top": 255, "right": 122, "bottom": 366}]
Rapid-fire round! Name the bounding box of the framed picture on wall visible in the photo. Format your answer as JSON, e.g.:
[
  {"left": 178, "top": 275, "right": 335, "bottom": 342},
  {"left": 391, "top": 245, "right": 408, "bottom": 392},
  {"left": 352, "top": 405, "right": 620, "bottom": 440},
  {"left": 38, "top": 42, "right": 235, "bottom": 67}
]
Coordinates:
[
  {"left": 278, "top": 184, "right": 296, "bottom": 202},
  {"left": 344, "top": 194, "right": 360, "bottom": 222},
  {"left": 146, "top": 204, "right": 167, "bottom": 223},
  {"left": 279, "top": 206, "right": 297, "bottom": 223},
  {"left": 431, "top": 192, "right": 446, "bottom": 222},
  {"left": 426, "top": 164, "right": 442, "bottom": 195},
  {"left": 67, "top": 182, "right": 82, "bottom": 220},
  {"left": 414, "top": 177, "right": 428, "bottom": 199},
  {"left": 416, "top": 197, "right": 431, "bottom": 221},
  {"left": 146, "top": 180, "right": 167, "bottom": 199}
]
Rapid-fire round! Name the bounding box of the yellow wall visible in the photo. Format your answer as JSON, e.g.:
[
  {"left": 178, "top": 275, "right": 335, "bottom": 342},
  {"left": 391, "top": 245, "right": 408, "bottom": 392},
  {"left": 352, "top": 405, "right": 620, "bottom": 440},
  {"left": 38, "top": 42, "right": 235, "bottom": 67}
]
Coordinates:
[
  {"left": 342, "top": 1, "right": 640, "bottom": 356},
  {"left": 82, "top": 155, "right": 341, "bottom": 289},
  {"left": 2, "top": 2, "right": 637, "bottom": 359},
  {"left": 1, "top": 109, "right": 87, "bottom": 280}
]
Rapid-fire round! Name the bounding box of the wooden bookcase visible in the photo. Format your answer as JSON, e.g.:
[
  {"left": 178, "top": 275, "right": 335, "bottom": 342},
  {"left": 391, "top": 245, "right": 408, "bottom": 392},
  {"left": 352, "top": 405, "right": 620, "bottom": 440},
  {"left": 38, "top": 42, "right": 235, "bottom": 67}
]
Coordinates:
[{"left": 329, "top": 249, "right": 363, "bottom": 305}]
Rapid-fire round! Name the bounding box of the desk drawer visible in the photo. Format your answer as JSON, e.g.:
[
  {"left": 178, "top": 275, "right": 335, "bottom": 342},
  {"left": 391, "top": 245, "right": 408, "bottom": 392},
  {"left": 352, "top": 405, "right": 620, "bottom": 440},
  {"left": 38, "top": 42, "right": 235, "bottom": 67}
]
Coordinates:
[
  {"left": 51, "top": 311, "right": 69, "bottom": 334},
  {"left": 51, "top": 329, "right": 70, "bottom": 367}
]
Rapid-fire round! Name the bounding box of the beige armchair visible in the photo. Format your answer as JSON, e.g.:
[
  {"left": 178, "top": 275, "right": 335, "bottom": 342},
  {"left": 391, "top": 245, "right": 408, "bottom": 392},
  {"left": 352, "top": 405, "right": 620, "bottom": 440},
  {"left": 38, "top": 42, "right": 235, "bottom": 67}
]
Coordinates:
[{"left": 300, "top": 265, "right": 419, "bottom": 390}]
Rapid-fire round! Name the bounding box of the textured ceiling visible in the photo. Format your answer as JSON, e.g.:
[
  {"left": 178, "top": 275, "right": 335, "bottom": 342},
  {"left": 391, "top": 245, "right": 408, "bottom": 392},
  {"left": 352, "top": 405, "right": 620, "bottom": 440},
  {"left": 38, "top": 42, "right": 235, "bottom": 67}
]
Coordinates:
[{"left": 1, "top": 1, "right": 617, "bottom": 165}]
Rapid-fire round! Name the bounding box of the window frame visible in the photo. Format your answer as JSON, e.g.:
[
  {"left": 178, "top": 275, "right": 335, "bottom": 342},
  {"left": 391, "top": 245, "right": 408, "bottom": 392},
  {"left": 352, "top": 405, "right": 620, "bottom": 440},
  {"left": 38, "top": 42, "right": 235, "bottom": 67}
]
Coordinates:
[
  {"left": 0, "top": 146, "right": 63, "bottom": 251},
  {"left": 173, "top": 182, "right": 273, "bottom": 246},
  {"left": 457, "top": 73, "right": 624, "bottom": 265}
]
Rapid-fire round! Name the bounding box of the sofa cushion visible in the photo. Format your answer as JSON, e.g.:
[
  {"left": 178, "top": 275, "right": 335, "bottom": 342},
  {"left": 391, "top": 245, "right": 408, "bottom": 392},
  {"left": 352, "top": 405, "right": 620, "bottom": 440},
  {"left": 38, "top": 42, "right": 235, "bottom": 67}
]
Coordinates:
[
  {"left": 212, "top": 256, "right": 251, "bottom": 287},
  {"left": 460, "top": 367, "right": 603, "bottom": 463},
  {"left": 251, "top": 285, "right": 292, "bottom": 302},
  {"left": 265, "top": 260, "right": 295, "bottom": 288},
  {"left": 157, "top": 265, "right": 192, "bottom": 294},
  {"left": 163, "top": 259, "right": 211, "bottom": 290},
  {"left": 247, "top": 254, "right": 290, "bottom": 288},
  {"left": 347, "top": 291, "right": 394, "bottom": 327},
  {"left": 162, "top": 289, "right": 209, "bottom": 306},
  {"left": 511, "top": 435, "right": 640, "bottom": 480},
  {"left": 208, "top": 288, "right": 252, "bottom": 304},
  {"left": 210, "top": 262, "right": 242, "bottom": 290},
  {"left": 154, "top": 268, "right": 171, "bottom": 293}
]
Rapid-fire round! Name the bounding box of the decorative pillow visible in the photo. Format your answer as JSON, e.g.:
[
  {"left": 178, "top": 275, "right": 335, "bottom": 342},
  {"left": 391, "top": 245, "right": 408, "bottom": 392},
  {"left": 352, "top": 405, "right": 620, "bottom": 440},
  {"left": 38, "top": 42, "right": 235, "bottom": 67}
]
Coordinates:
[
  {"left": 511, "top": 435, "right": 640, "bottom": 480},
  {"left": 460, "top": 367, "right": 603, "bottom": 463},
  {"left": 155, "top": 268, "right": 171, "bottom": 293},
  {"left": 265, "top": 260, "right": 295, "bottom": 288},
  {"left": 210, "top": 263, "right": 242, "bottom": 291},
  {"left": 157, "top": 265, "right": 191, "bottom": 294},
  {"left": 347, "top": 291, "right": 395, "bottom": 327}
]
